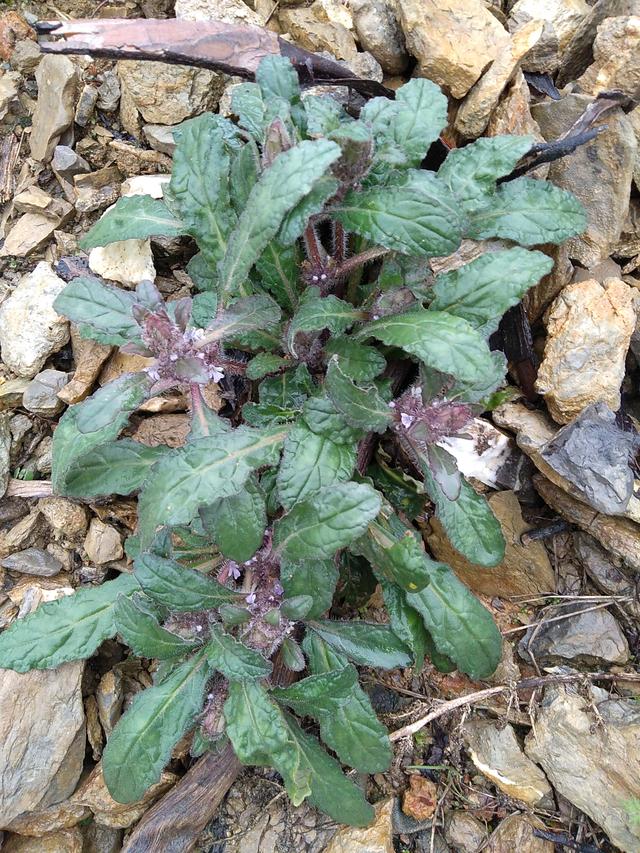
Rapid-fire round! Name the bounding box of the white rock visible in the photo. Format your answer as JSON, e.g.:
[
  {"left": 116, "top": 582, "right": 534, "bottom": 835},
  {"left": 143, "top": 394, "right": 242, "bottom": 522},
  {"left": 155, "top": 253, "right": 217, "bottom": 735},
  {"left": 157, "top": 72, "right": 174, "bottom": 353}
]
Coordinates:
[
  {"left": 120, "top": 174, "right": 170, "bottom": 199},
  {"left": 89, "top": 240, "right": 156, "bottom": 287},
  {"left": 0, "top": 263, "right": 70, "bottom": 378}
]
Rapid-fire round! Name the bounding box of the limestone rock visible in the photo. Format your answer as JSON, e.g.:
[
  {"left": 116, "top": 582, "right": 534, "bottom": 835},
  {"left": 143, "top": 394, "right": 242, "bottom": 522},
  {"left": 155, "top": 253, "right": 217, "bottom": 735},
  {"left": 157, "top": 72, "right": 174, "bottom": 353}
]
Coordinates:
[
  {"left": 96, "top": 669, "right": 123, "bottom": 737},
  {"left": 52, "top": 146, "right": 91, "bottom": 183},
  {"left": 89, "top": 239, "right": 155, "bottom": 287},
  {"left": 29, "top": 55, "right": 79, "bottom": 163},
  {"left": 175, "top": 0, "right": 262, "bottom": 23},
  {"left": 487, "top": 814, "right": 553, "bottom": 853},
  {"left": 426, "top": 490, "right": 555, "bottom": 596},
  {"left": 455, "top": 19, "right": 544, "bottom": 139},
  {"left": 535, "top": 278, "right": 635, "bottom": 423},
  {"left": 402, "top": 775, "right": 437, "bottom": 821},
  {"left": 74, "top": 166, "right": 122, "bottom": 216},
  {"left": 84, "top": 519, "right": 123, "bottom": 565},
  {"left": 508, "top": 0, "right": 590, "bottom": 73},
  {"left": 0, "top": 263, "right": 70, "bottom": 378},
  {"left": 13, "top": 187, "right": 73, "bottom": 220},
  {"left": 464, "top": 719, "right": 552, "bottom": 806},
  {"left": 349, "top": 0, "right": 409, "bottom": 74},
  {"left": 0, "top": 511, "right": 47, "bottom": 559},
  {"left": 0, "top": 662, "right": 85, "bottom": 826},
  {"left": 396, "top": 0, "right": 510, "bottom": 99},
  {"left": 81, "top": 821, "right": 123, "bottom": 853},
  {"left": 525, "top": 683, "right": 640, "bottom": 852},
  {"left": 523, "top": 243, "right": 573, "bottom": 323},
  {"left": 9, "top": 38, "right": 41, "bottom": 74},
  {"left": 445, "top": 811, "right": 487, "bottom": 853},
  {"left": 39, "top": 497, "right": 89, "bottom": 541},
  {"left": 519, "top": 600, "right": 629, "bottom": 665},
  {"left": 486, "top": 70, "right": 546, "bottom": 162},
  {"left": 4, "top": 797, "right": 89, "bottom": 837},
  {"left": 74, "top": 84, "right": 98, "bottom": 127},
  {"left": 2, "top": 828, "right": 84, "bottom": 852},
  {"left": 57, "top": 327, "right": 112, "bottom": 406},
  {"left": 532, "top": 94, "right": 637, "bottom": 267},
  {"left": 630, "top": 105, "right": 640, "bottom": 191},
  {"left": 23, "top": 370, "right": 69, "bottom": 416},
  {"left": 2, "top": 548, "right": 64, "bottom": 577},
  {"left": 107, "top": 139, "right": 172, "bottom": 178},
  {"left": 118, "top": 60, "right": 224, "bottom": 135},
  {"left": 0, "top": 378, "right": 29, "bottom": 410},
  {"left": 278, "top": 6, "right": 358, "bottom": 60},
  {"left": 324, "top": 798, "right": 394, "bottom": 853},
  {"left": 131, "top": 414, "right": 190, "bottom": 447},
  {"left": 0, "top": 69, "right": 19, "bottom": 120},
  {"left": 143, "top": 123, "right": 178, "bottom": 155},
  {"left": 96, "top": 70, "right": 120, "bottom": 112},
  {"left": 574, "top": 532, "right": 640, "bottom": 618},
  {"left": 577, "top": 15, "right": 640, "bottom": 97}
]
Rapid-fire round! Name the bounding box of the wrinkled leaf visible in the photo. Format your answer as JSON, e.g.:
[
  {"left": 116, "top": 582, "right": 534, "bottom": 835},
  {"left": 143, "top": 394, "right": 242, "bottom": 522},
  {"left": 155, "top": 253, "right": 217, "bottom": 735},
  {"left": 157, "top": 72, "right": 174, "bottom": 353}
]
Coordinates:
[
  {"left": 80, "top": 195, "right": 183, "bottom": 250},
  {"left": 114, "top": 594, "right": 196, "bottom": 660},
  {"left": 134, "top": 552, "right": 239, "bottom": 610},
  {"left": 287, "top": 287, "right": 361, "bottom": 356},
  {"left": 280, "top": 556, "right": 339, "bottom": 619},
  {"left": 54, "top": 277, "right": 140, "bottom": 346},
  {"left": 309, "top": 619, "right": 411, "bottom": 669},
  {"left": 206, "top": 624, "right": 272, "bottom": 680},
  {"left": 64, "top": 439, "right": 167, "bottom": 499},
  {"left": 325, "top": 356, "right": 394, "bottom": 434},
  {"left": 200, "top": 478, "right": 266, "bottom": 562}
]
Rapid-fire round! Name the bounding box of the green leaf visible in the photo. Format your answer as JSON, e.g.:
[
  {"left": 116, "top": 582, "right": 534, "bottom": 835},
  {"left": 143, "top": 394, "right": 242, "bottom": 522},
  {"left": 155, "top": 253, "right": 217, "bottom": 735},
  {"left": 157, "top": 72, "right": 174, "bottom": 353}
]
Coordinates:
[
  {"left": 309, "top": 619, "right": 411, "bottom": 669},
  {"left": 437, "top": 135, "right": 533, "bottom": 208},
  {"left": 468, "top": 176, "right": 587, "bottom": 245},
  {"left": 63, "top": 439, "right": 167, "bottom": 499},
  {"left": 277, "top": 421, "right": 356, "bottom": 510},
  {"left": 191, "top": 292, "right": 218, "bottom": 328},
  {"left": 200, "top": 478, "right": 266, "bottom": 562},
  {"left": 302, "top": 632, "right": 349, "bottom": 673},
  {"left": 53, "top": 277, "right": 140, "bottom": 346},
  {"left": 219, "top": 139, "right": 340, "bottom": 301},
  {"left": 230, "top": 139, "right": 259, "bottom": 213},
  {"left": 324, "top": 338, "right": 386, "bottom": 382},
  {"left": 274, "top": 482, "right": 382, "bottom": 560},
  {"left": 304, "top": 94, "right": 346, "bottom": 136},
  {"left": 362, "top": 78, "right": 447, "bottom": 168},
  {"left": 423, "top": 630, "right": 456, "bottom": 673},
  {"left": 137, "top": 425, "right": 286, "bottom": 545},
  {"left": 246, "top": 353, "right": 289, "bottom": 380},
  {"left": 325, "top": 356, "right": 394, "bottom": 434},
  {"left": 187, "top": 252, "right": 218, "bottom": 293},
  {"left": 354, "top": 309, "right": 496, "bottom": 385},
  {"left": 103, "top": 650, "right": 210, "bottom": 803},
  {"left": 206, "top": 624, "right": 272, "bottom": 680},
  {"left": 378, "top": 580, "right": 427, "bottom": 672},
  {"left": 255, "top": 240, "right": 301, "bottom": 313},
  {"left": 79, "top": 195, "right": 183, "bottom": 250},
  {"left": 199, "top": 294, "right": 281, "bottom": 344},
  {"left": 430, "top": 248, "right": 553, "bottom": 336},
  {"left": 224, "top": 679, "right": 290, "bottom": 766},
  {"left": 407, "top": 565, "right": 502, "bottom": 679},
  {"left": 302, "top": 394, "right": 364, "bottom": 444},
  {"left": 257, "top": 55, "right": 301, "bottom": 103},
  {"left": 280, "top": 594, "right": 314, "bottom": 620},
  {"left": 423, "top": 469, "right": 505, "bottom": 567},
  {"left": 280, "top": 636, "right": 306, "bottom": 671},
  {"left": 281, "top": 556, "right": 339, "bottom": 619},
  {"left": 0, "top": 573, "right": 139, "bottom": 672},
  {"left": 334, "top": 170, "right": 462, "bottom": 257},
  {"left": 366, "top": 457, "right": 425, "bottom": 520},
  {"left": 114, "top": 594, "right": 196, "bottom": 660},
  {"left": 278, "top": 177, "right": 339, "bottom": 245},
  {"left": 167, "top": 113, "right": 237, "bottom": 270},
  {"left": 134, "top": 552, "right": 239, "bottom": 610},
  {"left": 52, "top": 372, "right": 152, "bottom": 493},
  {"left": 287, "top": 287, "right": 361, "bottom": 356},
  {"left": 231, "top": 83, "right": 276, "bottom": 141},
  {"left": 273, "top": 665, "right": 391, "bottom": 772}
]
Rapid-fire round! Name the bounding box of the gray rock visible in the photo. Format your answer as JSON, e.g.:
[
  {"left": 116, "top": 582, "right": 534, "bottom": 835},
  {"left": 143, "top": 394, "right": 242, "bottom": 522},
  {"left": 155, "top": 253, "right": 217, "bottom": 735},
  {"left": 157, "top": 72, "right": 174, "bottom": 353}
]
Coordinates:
[
  {"left": 52, "top": 145, "right": 91, "bottom": 182},
  {"left": 525, "top": 682, "right": 640, "bottom": 852},
  {"left": 507, "top": 0, "right": 590, "bottom": 74},
  {"left": 84, "top": 519, "right": 123, "bottom": 565},
  {"left": 96, "top": 70, "right": 121, "bottom": 112},
  {"left": 532, "top": 94, "right": 637, "bottom": 267},
  {"left": 0, "top": 413, "right": 10, "bottom": 499},
  {"left": 29, "top": 55, "right": 79, "bottom": 163},
  {"left": 539, "top": 403, "right": 638, "bottom": 515},
  {"left": 0, "top": 263, "right": 70, "bottom": 379},
  {"left": 9, "top": 38, "right": 42, "bottom": 74},
  {"left": 2, "top": 547, "right": 64, "bottom": 577},
  {"left": 349, "top": 0, "right": 409, "bottom": 75},
  {"left": 445, "top": 811, "right": 487, "bottom": 853},
  {"left": 23, "top": 370, "right": 69, "bottom": 416},
  {"left": 74, "top": 84, "right": 98, "bottom": 127},
  {"left": 0, "top": 70, "right": 20, "bottom": 121},
  {"left": 519, "top": 601, "right": 629, "bottom": 666},
  {"left": 486, "top": 813, "right": 553, "bottom": 852},
  {"left": 574, "top": 532, "right": 640, "bottom": 617},
  {"left": 142, "top": 123, "right": 178, "bottom": 155},
  {"left": 0, "top": 660, "right": 85, "bottom": 825}
]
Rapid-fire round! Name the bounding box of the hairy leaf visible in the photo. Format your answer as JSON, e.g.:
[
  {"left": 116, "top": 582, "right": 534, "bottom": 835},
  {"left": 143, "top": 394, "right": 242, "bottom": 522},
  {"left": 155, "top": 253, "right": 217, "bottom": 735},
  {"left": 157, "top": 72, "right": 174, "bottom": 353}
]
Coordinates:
[
  {"left": 325, "top": 356, "right": 394, "bottom": 433},
  {"left": 200, "top": 294, "right": 281, "bottom": 343},
  {"left": 245, "top": 353, "right": 289, "bottom": 380},
  {"left": 280, "top": 556, "right": 339, "bottom": 619},
  {"left": 64, "top": 439, "right": 168, "bottom": 500},
  {"left": 134, "top": 553, "right": 239, "bottom": 610},
  {"left": 206, "top": 624, "right": 272, "bottom": 680},
  {"left": 114, "top": 595, "right": 196, "bottom": 660},
  {"left": 200, "top": 478, "right": 266, "bottom": 562},
  {"left": 230, "top": 139, "right": 259, "bottom": 213},
  {"left": 287, "top": 287, "right": 360, "bottom": 356},
  {"left": 378, "top": 580, "right": 428, "bottom": 671},
  {"left": 79, "top": 195, "right": 183, "bottom": 250},
  {"left": 278, "top": 177, "right": 339, "bottom": 245},
  {"left": 302, "top": 395, "right": 364, "bottom": 444},
  {"left": 255, "top": 240, "right": 300, "bottom": 312},
  {"left": 324, "top": 338, "right": 386, "bottom": 382},
  {"left": 54, "top": 277, "right": 140, "bottom": 346},
  {"left": 0, "top": 573, "right": 138, "bottom": 672},
  {"left": 309, "top": 620, "right": 411, "bottom": 669},
  {"left": 302, "top": 632, "right": 349, "bottom": 673}
]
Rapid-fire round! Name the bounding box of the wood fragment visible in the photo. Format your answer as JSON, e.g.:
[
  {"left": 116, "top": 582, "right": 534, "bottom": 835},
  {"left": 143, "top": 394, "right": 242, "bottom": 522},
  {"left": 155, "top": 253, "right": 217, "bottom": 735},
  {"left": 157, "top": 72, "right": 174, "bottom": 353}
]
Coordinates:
[{"left": 0, "top": 132, "right": 21, "bottom": 205}]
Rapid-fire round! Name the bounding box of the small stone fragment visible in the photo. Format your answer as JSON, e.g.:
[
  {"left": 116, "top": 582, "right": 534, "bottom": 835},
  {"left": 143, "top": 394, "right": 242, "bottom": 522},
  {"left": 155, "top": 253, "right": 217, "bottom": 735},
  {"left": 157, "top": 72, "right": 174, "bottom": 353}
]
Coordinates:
[
  {"left": 508, "top": 0, "right": 591, "bottom": 73},
  {"left": 73, "top": 165, "right": 122, "bottom": 216},
  {"left": 23, "top": 369, "right": 69, "bottom": 416},
  {"left": 0, "top": 69, "right": 19, "bottom": 120},
  {"left": 464, "top": 719, "right": 553, "bottom": 807},
  {"left": 0, "top": 213, "right": 67, "bottom": 259},
  {"left": 0, "top": 378, "right": 30, "bottom": 410},
  {"left": 131, "top": 413, "right": 190, "bottom": 447},
  {"left": 89, "top": 239, "right": 156, "bottom": 287},
  {"left": 29, "top": 55, "right": 79, "bottom": 163},
  {"left": 120, "top": 174, "right": 169, "bottom": 198},
  {"left": 107, "top": 139, "right": 171, "bottom": 177},
  {"left": 445, "top": 811, "right": 487, "bottom": 853},
  {"left": 40, "top": 497, "right": 89, "bottom": 541},
  {"left": 487, "top": 813, "right": 553, "bottom": 852},
  {"left": 74, "top": 84, "right": 98, "bottom": 127},
  {"left": 0, "top": 510, "right": 46, "bottom": 558},
  {"left": 9, "top": 38, "right": 41, "bottom": 74},
  {"left": 395, "top": 0, "right": 510, "bottom": 98},
  {"left": 577, "top": 14, "right": 640, "bottom": 97},
  {"left": 4, "top": 796, "right": 89, "bottom": 837},
  {"left": 13, "top": 186, "right": 73, "bottom": 220},
  {"left": 95, "top": 669, "right": 124, "bottom": 737},
  {"left": 278, "top": 6, "right": 358, "bottom": 60},
  {"left": 0, "top": 413, "right": 10, "bottom": 498},
  {"left": 0, "top": 12, "right": 35, "bottom": 62},
  {"left": 1, "top": 828, "right": 84, "bottom": 852},
  {"left": 84, "top": 519, "right": 124, "bottom": 565},
  {"left": 81, "top": 822, "right": 123, "bottom": 853},
  {"left": 535, "top": 278, "right": 635, "bottom": 423},
  {"left": 525, "top": 682, "right": 640, "bottom": 852},
  {"left": 0, "top": 263, "right": 70, "bottom": 378},
  {"left": 324, "top": 798, "right": 394, "bottom": 853},
  {"left": 143, "top": 123, "right": 178, "bottom": 155},
  {"left": 96, "top": 70, "right": 120, "bottom": 112},
  {"left": 58, "top": 327, "right": 112, "bottom": 405},
  {"left": 402, "top": 775, "right": 437, "bottom": 821},
  {"left": 2, "top": 547, "right": 64, "bottom": 577},
  {"left": 574, "top": 531, "right": 640, "bottom": 617},
  {"left": 174, "top": 0, "right": 262, "bottom": 23},
  {"left": 349, "top": 0, "right": 409, "bottom": 74},
  {"left": 52, "top": 145, "right": 91, "bottom": 182}
]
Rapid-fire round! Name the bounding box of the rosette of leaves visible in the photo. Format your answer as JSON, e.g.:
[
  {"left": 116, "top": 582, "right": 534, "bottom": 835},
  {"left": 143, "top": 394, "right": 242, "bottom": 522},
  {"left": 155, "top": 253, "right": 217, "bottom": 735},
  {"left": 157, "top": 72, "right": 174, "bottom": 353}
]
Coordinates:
[{"left": 0, "top": 57, "right": 586, "bottom": 826}]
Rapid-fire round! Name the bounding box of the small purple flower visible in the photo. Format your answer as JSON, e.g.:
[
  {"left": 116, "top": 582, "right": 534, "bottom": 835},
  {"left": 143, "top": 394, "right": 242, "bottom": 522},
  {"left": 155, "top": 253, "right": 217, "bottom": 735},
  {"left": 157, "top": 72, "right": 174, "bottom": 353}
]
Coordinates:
[{"left": 245, "top": 592, "right": 257, "bottom": 606}]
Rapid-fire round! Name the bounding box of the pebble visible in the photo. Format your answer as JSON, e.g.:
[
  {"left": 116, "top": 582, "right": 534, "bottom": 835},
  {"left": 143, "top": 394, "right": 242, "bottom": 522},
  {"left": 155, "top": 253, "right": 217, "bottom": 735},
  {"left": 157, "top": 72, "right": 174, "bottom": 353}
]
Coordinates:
[
  {"left": 2, "top": 547, "right": 64, "bottom": 577},
  {"left": 23, "top": 369, "right": 69, "bottom": 416}
]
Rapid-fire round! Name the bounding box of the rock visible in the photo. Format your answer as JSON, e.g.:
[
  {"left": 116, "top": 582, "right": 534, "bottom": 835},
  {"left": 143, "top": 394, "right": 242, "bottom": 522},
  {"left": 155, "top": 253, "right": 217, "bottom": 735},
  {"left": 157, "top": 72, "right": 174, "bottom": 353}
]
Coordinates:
[
  {"left": 108, "top": 139, "right": 171, "bottom": 178},
  {"left": 130, "top": 413, "right": 190, "bottom": 447},
  {"left": 525, "top": 682, "right": 640, "bottom": 852},
  {"left": 99, "top": 351, "right": 154, "bottom": 386},
  {"left": 120, "top": 174, "right": 169, "bottom": 199},
  {"left": 9, "top": 38, "right": 41, "bottom": 74},
  {"left": 278, "top": 6, "right": 358, "bottom": 60},
  {"left": 73, "top": 165, "right": 122, "bottom": 216},
  {"left": 396, "top": 0, "right": 510, "bottom": 99},
  {"left": 96, "top": 70, "right": 120, "bottom": 112},
  {"left": 324, "top": 798, "right": 394, "bottom": 853},
  {"left": 535, "top": 278, "right": 635, "bottom": 423},
  {"left": 29, "top": 55, "right": 79, "bottom": 163},
  {"left": 84, "top": 519, "right": 123, "bottom": 565},
  {"left": 522, "top": 243, "right": 573, "bottom": 323},
  {"left": 349, "top": 0, "right": 409, "bottom": 74},
  {"left": 402, "top": 776, "right": 437, "bottom": 822},
  {"left": 0, "top": 263, "right": 70, "bottom": 378},
  {"left": 72, "top": 764, "right": 177, "bottom": 828},
  {"left": 519, "top": 600, "right": 629, "bottom": 665},
  {"left": 175, "top": 0, "right": 261, "bottom": 23},
  {"left": 455, "top": 19, "right": 544, "bottom": 139},
  {"left": 577, "top": 14, "right": 640, "bottom": 97},
  {"left": 537, "top": 403, "right": 637, "bottom": 515},
  {"left": 143, "top": 123, "right": 178, "bottom": 155},
  {"left": 13, "top": 187, "right": 73, "bottom": 220},
  {"left": 0, "top": 69, "right": 19, "bottom": 120},
  {"left": 445, "top": 811, "right": 487, "bottom": 853},
  {"left": 0, "top": 511, "right": 46, "bottom": 559},
  {"left": 508, "top": 0, "right": 590, "bottom": 73},
  {"left": 463, "top": 719, "right": 552, "bottom": 807},
  {"left": 486, "top": 69, "right": 546, "bottom": 162},
  {"left": 95, "top": 669, "right": 123, "bottom": 737},
  {"left": 89, "top": 239, "right": 155, "bottom": 287},
  {"left": 23, "top": 370, "right": 69, "bottom": 416},
  {"left": 0, "top": 201, "right": 73, "bottom": 257},
  {"left": 0, "top": 662, "right": 85, "bottom": 825},
  {"left": 487, "top": 814, "right": 553, "bottom": 852},
  {"left": 74, "top": 84, "right": 98, "bottom": 127},
  {"left": 0, "top": 413, "right": 10, "bottom": 498},
  {"left": 52, "top": 145, "right": 91, "bottom": 183},
  {"left": 58, "top": 327, "right": 112, "bottom": 405},
  {"left": 81, "top": 822, "right": 123, "bottom": 853},
  {"left": 630, "top": 106, "right": 640, "bottom": 191},
  {"left": 426, "top": 490, "right": 555, "bottom": 596},
  {"left": 40, "top": 497, "right": 89, "bottom": 541},
  {"left": 2, "top": 828, "right": 84, "bottom": 852},
  {"left": 2, "top": 548, "right": 64, "bottom": 577},
  {"left": 118, "top": 60, "right": 224, "bottom": 136},
  {"left": 534, "top": 474, "right": 640, "bottom": 572},
  {"left": 0, "top": 12, "right": 35, "bottom": 62},
  {"left": 4, "top": 797, "right": 89, "bottom": 837},
  {"left": 532, "top": 94, "right": 637, "bottom": 268},
  {"left": 0, "top": 378, "right": 30, "bottom": 410},
  {"left": 574, "top": 531, "right": 640, "bottom": 617}
]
